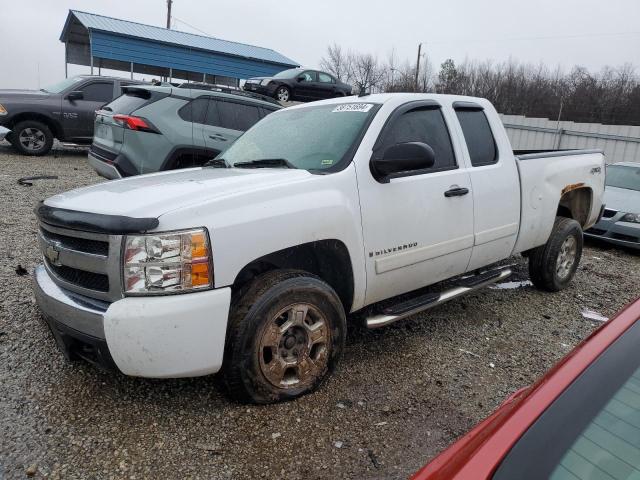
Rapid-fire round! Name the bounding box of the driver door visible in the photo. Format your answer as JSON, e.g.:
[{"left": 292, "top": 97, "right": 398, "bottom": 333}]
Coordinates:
[
  {"left": 63, "top": 80, "right": 115, "bottom": 141},
  {"left": 294, "top": 71, "right": 318, "bottom": 101},
  {"left": 356, "top": 102, "right": 475, "bottom": 304}
]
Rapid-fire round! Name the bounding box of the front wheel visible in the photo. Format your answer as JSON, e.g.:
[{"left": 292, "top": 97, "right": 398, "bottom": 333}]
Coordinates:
[
  {"left": 11, "top": 120, "right": 54, "bottom": 156},
  {"left": 275, "top": 85, "right": 291, "bottom": 102},
  {"left": 528, "top": 217, "right": 583, "bottom": 292},
  {"left": 223, "top": 270, "right": 346, "bottom": 404}
]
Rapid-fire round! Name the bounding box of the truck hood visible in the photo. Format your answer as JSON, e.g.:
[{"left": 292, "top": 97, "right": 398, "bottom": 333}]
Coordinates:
[
  {"left": 604, "top": 186, "right": 640, "bottom": 213},
  {"left": 44, "top": 167, "right": 314, "bottom": 218},
  {"left": 0, "top": 89, "right": 52, "bottom": 101}
]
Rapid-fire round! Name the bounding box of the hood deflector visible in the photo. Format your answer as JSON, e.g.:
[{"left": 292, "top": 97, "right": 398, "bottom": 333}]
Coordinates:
[{"left": 35, "top": 201, "right": 159, "bottom": 234}]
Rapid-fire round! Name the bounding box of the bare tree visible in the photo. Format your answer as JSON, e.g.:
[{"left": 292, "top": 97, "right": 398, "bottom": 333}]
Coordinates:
[
  {"left": 319, "top": 43, "right": 351, "bottom": 82},
  {"left": 319, "top": 43, "right": 640, "bottom": 125}
]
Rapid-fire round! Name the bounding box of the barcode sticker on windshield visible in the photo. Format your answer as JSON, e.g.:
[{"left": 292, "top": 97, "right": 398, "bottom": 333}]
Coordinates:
[{"left": 332, "top": 103, "right": 374, "bottom": 113}]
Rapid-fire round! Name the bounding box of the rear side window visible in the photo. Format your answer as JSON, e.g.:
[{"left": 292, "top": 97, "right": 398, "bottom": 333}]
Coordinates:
[
  {"left": 80, "top": 82, "right": 114, "bottom": 103},
  {"left": 105, "top": 92, "right": 150, "bottom": 114},
  {"left": 380, "top": 107, "right": 456, "bottom": 171},
  {"left": 455, "top": 109, "right": 498, "bottom": 166},
  {"left": 216, "top": 101, "right": 262, "bottom": 131},
  {"left": 178, "top": 97, "right": 208, "bottom": 124}
]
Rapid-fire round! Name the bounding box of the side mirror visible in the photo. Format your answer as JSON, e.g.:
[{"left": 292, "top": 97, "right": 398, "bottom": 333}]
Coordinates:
[
  {"left": 67, "top": 90, "right": 83, "bottom": 101},
  {"left": 372, "top": 142, "right": 435, "bottom": 180},
  {"left": 297, "top": 76, "right": 306, "bottom": 82}
]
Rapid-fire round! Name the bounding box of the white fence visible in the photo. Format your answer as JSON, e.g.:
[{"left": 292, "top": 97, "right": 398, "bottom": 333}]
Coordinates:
[{"left": 500, "top": 114, "right": 640, "bottom": 164}]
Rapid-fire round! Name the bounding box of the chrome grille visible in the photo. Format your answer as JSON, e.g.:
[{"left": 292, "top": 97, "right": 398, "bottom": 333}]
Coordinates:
[
  {"left": 40, "top": 227, "right": 109, "bottom": 256},
  {"left": 38, "top": 222, "right": 123, "bottom": 302}
]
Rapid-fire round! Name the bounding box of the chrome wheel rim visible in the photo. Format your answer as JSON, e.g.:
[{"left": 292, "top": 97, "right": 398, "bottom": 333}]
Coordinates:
[
  {"left": 277, "top": 88, "right": 289, "bottom": 102},
  {"left": 18, "top": 127, "right": 46, "bottom": 151},
  {"left": 258, "top": 303, "right": 330, "bottom": 389},
  {"left": 556, "top": 235, "right": 577, "bottom": 279}
]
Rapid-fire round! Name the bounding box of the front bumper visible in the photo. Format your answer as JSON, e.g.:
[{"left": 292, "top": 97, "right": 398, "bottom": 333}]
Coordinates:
[
  {"left": 33, "top": 265, "right": 232, "bottom": 377},
  {"left": 243, "top": 82, "right": 277, "bottom": 96},
  {"left": 585, "top": 213, "right": 640, "bottom": 250}
]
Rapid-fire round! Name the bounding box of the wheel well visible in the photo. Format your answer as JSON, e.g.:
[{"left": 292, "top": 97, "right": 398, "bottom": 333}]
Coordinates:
[
  {"left": 556, "top": 187, "right": 593, "bottom": 227},
  {"left": 8, "top": 113, "right": 63, "bottom": 139},
  {"left": 233, "top": 240, "right": 355, "bottom": 312}
]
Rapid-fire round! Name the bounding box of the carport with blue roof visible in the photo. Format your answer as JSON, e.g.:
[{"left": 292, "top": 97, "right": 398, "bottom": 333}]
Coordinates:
[{"left": 60, "top": 10, "right": 299, "bottom": 86}]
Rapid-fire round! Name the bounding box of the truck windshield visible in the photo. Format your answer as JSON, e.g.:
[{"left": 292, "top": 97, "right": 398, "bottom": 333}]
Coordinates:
[
  {"left": 605, "top": 164, "right": 640, "bottom": 192},
  {"left": 41, "top": 76, "right": 84, "bottom": 94},
  {"left": 216, "top": 103, "right": 379, "bottom": 171}
]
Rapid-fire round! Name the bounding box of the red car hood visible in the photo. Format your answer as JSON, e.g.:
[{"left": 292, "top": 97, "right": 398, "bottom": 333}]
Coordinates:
[{"left": 412, "top": 298, "right": 640, "bottom": 480}]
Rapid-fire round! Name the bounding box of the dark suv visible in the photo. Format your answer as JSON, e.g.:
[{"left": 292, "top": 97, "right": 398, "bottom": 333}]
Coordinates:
[
  {"left": 88, "top": 85, "right": 281, "bottom": 179},
  {"left": 0, "top": 75, "right": 145, "bottom": 156},
  {"left": 244, "top": 68, "right": 353, "bottom": 102}
]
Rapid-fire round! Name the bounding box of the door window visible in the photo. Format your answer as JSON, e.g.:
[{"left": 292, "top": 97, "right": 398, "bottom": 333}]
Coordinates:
[
  {"left": 80, "top": 82, "right": 114, "bottom": 102},
  {"left": 455, "top": 109, "right": 498, "bottom": 166},
  {"left": 318, "top": 72, "right": 334, "bottom": 83},
  {"left": 299, "top": 71, "right": 317, "bottom": 82},
  {"left": 216, "top": 101, "right": 262, "bottom": 131},
  {"left": 379, "top": 107, "right": 457, "bottom": 172},
  {"left": 178, "top": 97, "right": 209, "bottom": 124}
]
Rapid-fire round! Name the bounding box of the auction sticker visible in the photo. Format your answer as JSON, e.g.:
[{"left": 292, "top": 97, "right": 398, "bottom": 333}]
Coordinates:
[{"left": 332, "top": 103, "right": 374, "bottom": 113}]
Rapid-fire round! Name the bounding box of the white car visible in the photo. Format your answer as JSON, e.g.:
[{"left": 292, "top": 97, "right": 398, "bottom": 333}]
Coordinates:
[{"left": 33, "top": 93, "right": 605, "bottom": 403}]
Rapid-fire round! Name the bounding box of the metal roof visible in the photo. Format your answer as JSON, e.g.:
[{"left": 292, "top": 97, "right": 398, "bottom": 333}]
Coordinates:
[{"left": 61, "top": 10, "right": 298, "bottom": 67}]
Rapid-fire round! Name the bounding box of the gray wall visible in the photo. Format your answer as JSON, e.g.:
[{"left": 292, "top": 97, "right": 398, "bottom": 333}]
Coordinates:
[{"left": 500, "top": 114, "right": 640, "bottom": 164}]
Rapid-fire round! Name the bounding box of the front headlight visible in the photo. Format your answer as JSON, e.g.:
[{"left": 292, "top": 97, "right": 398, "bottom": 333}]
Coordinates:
[
  {"left": 261, "top": 79, "right": 272, "bottom": 86},
  {"left": 0, "top": 103, "right": 7, "bottom": 116},
  {"left": 123, "top": 228, "right": 212, "bottom": 295},
  {"left": 621, "top": 213, "right": 640, "bottom": 224}
]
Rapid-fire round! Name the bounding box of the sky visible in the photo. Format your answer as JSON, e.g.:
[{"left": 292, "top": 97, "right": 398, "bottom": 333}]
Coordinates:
[{"left": 1, "top": 0, "right": 639, "bottom": 89}]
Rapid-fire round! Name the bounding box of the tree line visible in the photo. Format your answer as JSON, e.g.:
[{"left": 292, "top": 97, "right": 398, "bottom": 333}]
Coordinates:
[{"left": 319, "top": 43, "right": 640, "bottom": 125}]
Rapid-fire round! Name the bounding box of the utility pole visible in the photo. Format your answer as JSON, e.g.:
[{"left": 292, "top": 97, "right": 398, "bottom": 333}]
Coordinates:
[
  {"left": 166, "top": 0, "right": 172, "bottom": 29},
  {"left": 414, "top": 43, "right": 422, "bottom": 92}
]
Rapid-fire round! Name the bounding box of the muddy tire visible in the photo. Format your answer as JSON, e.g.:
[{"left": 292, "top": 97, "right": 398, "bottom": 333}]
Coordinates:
[
  {"left": 223, "top": 269, "right": 346, "bottom": 404},
  {"left": 528, "top": 217, "right": 583, "bottom": 292}
]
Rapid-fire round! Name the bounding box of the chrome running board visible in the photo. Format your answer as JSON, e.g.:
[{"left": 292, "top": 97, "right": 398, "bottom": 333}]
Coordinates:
[{"left": 365, "top": 268, "right": 513, "bottom": 329}]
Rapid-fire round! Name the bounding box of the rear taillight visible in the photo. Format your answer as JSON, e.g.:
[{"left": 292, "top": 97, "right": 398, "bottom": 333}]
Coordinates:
[{"left": 113, "top": 114, "right": 160, "bottom": 133}]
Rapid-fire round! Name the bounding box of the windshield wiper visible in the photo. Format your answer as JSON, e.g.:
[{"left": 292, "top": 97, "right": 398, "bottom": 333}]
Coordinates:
[
  {"left": 204, "top": 158, "right": 229, "bottom": 168},
  {"left": 233, "top": 158, "right": 297, "bottom": 169}
]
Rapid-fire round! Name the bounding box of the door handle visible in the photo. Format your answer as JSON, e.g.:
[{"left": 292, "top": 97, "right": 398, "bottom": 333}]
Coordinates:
[
  {"left": 209, "top": 134, "right": 227, "bottom": 141},
  {"left": 444, "top": 186, "right": 470, "bottom": 197}
]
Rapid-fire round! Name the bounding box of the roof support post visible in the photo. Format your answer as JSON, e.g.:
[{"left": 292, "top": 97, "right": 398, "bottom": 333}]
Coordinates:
[
  {"left": 90, "top": 55, "right": 94, "bottom": 75},
  {"left": 130, "top": 62, "right": 134, "bottom": 80},
  {"left": 169, "top": 68, "right": 173, "bottom": 83},
  {"left": 64, "top": 42, "right": 68, "bottom": 78},
  {"left": 203, "top": 72, "right": 206, "bottom": 82}
]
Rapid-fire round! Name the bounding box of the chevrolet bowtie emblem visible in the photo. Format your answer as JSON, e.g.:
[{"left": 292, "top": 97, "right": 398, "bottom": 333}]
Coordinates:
[{"left": 45, "top": 242, "right": 62, "bottom": 266}]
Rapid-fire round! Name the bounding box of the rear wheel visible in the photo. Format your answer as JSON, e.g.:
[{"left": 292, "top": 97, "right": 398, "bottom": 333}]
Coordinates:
[
  {"left": 275, "top": 85, "right": 291, "bottom": 102},
  {"left": 528, "top": 217, "right": 583, "bottom": 292},
  {"left": 223, "top": 270, "right": 346, "bottom": 404},
  {"left": 11, "top": 120, "right": 54, "bottom": 156}
]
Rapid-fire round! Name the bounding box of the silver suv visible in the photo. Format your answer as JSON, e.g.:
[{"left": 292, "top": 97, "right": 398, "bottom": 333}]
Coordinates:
[{"left": 88, "top": 85, "right": 281, "bottom": 179}]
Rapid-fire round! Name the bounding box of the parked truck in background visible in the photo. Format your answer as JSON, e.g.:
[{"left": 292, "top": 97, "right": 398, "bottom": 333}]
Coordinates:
[
  {"left": 0, "top": 75, "right": 145, "bottom": 156},
  {"left": 33, "top": 93, "right": 605, "bottom": 404}
]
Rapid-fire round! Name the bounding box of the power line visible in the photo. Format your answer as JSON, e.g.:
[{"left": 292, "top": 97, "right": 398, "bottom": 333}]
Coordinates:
[
  {"left": 428, "top": 30, "right": 640, "bottom": 45},
  {"left": 171, "top": 16, "right": 212, "bottom": 37}
]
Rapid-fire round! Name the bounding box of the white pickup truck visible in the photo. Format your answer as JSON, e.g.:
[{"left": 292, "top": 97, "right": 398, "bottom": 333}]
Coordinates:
[{"left": 33, "top": 93, "right": 605, "bottom": 403}]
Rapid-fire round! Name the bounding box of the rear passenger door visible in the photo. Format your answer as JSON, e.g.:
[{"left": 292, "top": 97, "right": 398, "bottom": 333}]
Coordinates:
[
  {"left": 453, "top": 103, "right": 520, "bottom": 270},
  {"left": 316, "top": 72, "right": 337, "bottom": 99},
  {"left": 201, "top": 99, "right": 262, "bottom": 153}
]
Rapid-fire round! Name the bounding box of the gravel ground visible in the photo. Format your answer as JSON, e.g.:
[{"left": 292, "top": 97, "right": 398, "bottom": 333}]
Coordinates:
[{"left": 1, "top": 144, "right": 639, "bottom": 479}]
